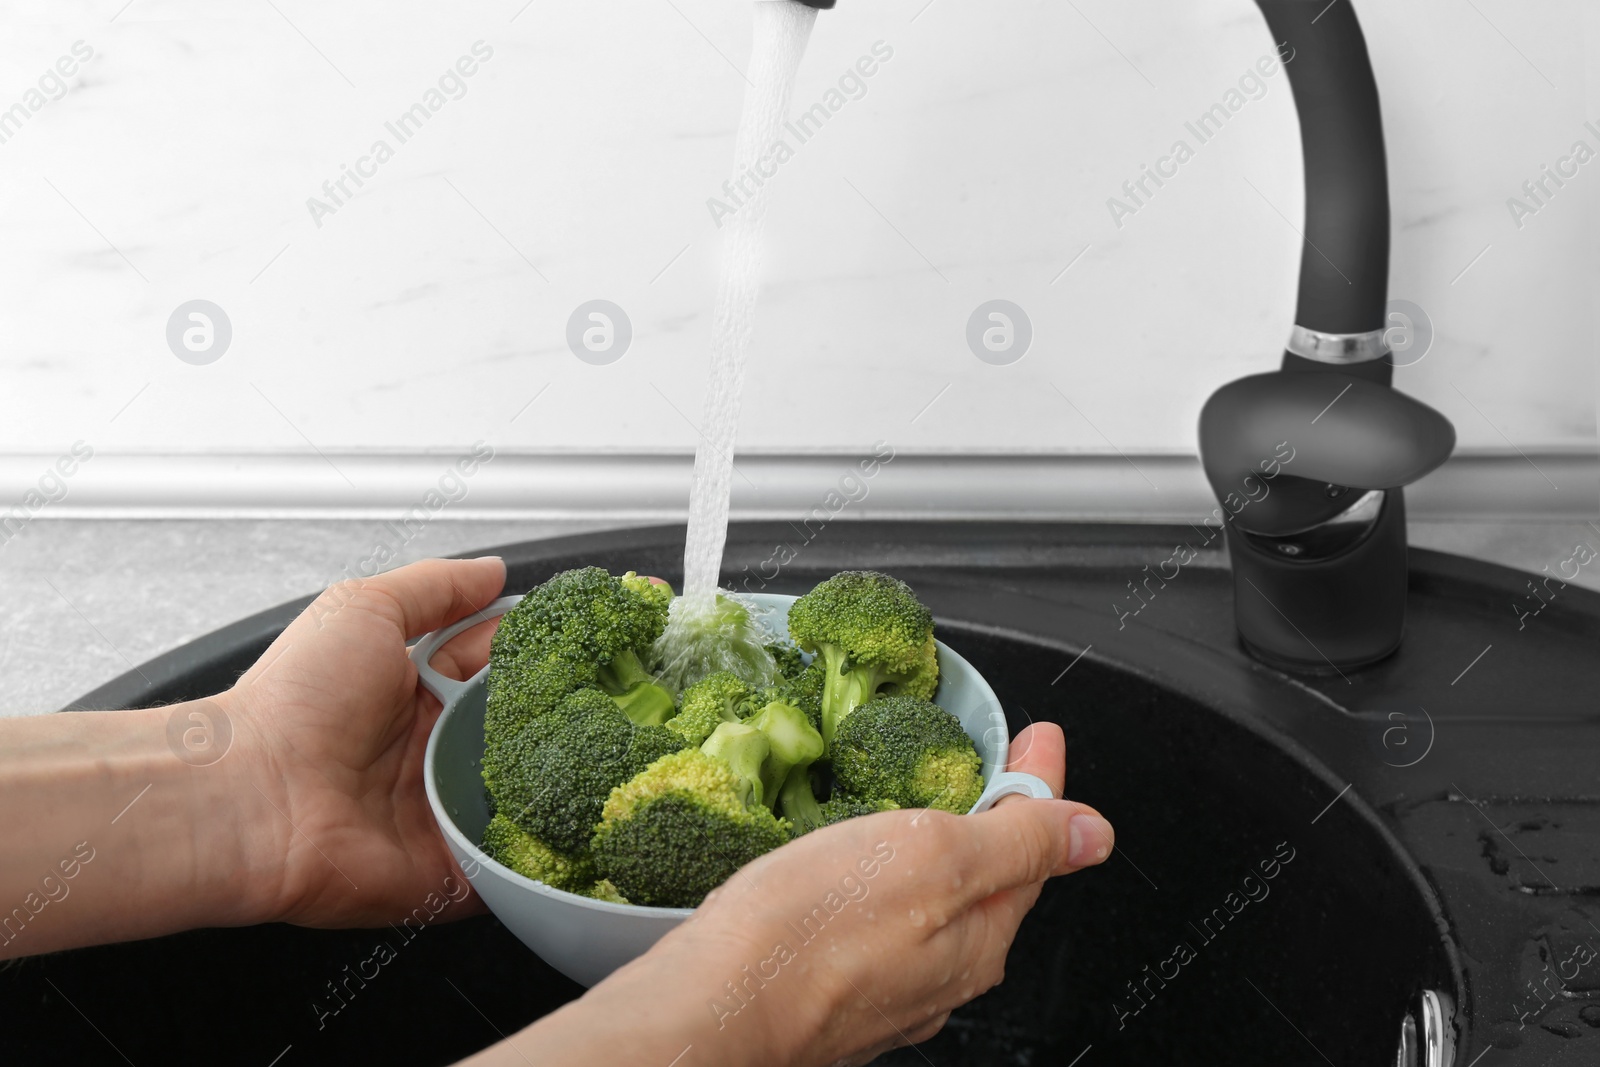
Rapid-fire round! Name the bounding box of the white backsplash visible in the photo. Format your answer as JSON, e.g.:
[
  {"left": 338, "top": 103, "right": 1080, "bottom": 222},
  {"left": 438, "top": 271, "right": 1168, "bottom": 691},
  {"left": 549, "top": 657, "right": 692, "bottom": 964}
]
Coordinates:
[{"left": 0, "top": 0, "right": 1592, "bottom": 465}]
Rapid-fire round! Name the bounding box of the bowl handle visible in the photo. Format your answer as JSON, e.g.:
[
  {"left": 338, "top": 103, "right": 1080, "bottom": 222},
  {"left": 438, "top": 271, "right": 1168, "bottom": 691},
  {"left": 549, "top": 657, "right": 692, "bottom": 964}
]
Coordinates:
[
  {"left": 971, "top": 771, "right": 1056, "bottom": 812},
  {"left": 409, "top": 594, "right": 524, "bottom": 704}
]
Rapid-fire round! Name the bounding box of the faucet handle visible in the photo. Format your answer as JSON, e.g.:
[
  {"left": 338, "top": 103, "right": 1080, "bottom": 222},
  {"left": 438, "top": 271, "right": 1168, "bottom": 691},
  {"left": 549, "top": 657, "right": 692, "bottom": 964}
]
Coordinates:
[{"left": 1198, "top": 371, "right": 1455, "bottom": 537}]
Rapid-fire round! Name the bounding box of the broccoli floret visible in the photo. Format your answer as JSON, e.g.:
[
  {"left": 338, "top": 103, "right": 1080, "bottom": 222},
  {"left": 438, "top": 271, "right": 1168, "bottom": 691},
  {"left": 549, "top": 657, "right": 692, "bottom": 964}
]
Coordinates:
[
  {"left": 787, "top": 571, "right": 940, "bottom": 744},
  {"left": 496, "top": 689, "right": 686, "bottom": 854},
  {"left": 781, "top": 779, "right": 902, "bottom": 836},
  {"left": 484, "top": 649, "right": 595, "bottom": 741},
  {"left": 492, "top": 566, "right": 669, "bottom": 661},
  {"left": 738, "top": 655, "right": 826, "bottom": 731},
  {"left": 489, "top": 566, "right": 676, "bottom": 729},
  {"left": 482, "top": 663, "right": 602, "bottom": 804},
  {"left": 781, "top": 658, "right": 828, "bottom": 733},
  {"left": 666, "top": 671, "right": 751, "bottom": 746},
  {"left": 587, "top": 879, "right": 629, "bottom": 904},
  {"left": 481, "top": 813, "right": 598, "bottom": 893},
  {"left": 592, "top": 749, "right": 789, "bottom": 907},
  {"left": 746, "top": 698, "right": 825, "bottom": 813},
  {"left": 831, "top": 695, "right": 983, "bottom": 814},
  {"left": 620, "top": 571, "right": 674, "bottom": 612},
  {"left": 767, "top": 642, "right": 806, "bottom": 679}
]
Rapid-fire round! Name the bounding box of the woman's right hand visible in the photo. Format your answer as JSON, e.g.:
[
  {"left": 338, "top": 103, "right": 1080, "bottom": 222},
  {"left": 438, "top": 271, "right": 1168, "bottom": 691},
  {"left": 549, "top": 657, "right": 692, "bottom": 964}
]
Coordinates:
[{"left": 646, "top": 721, "right": 1113, "bottom": 1067}]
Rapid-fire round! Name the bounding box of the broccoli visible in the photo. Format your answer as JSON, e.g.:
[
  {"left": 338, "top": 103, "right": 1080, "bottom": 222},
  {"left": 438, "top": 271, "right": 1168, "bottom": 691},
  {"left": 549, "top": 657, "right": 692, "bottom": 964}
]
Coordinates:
[
  {"left": 666, "top": 671, "right": 751, "bottom": 746},
  {"left": 700, "top": 721, "right": 770, "bottom": 807},
  {"left": 495, "top": 689, "right": 687, "bottom": 855},
  {"left": 781, "top": 658, "right": 827, "bottom": 733},
  {"left": 767, "top": 642, "right": 807, "bottom": 679},
  {"left": 620, "top": 571, "right": 674, "bottom": 612},
  {"left": 592, "top": 748, "right": 789, "bottom": 907},
  {"left": 482, "top": 664, "right": 605, "bottom": 806},
  {"left": 483, "top": 648, "right": 594, "bottom": 741},
  {"left": 831, "top": 695, "right": 984, "bottom": 814},
  {"left": 776, "top": 764, "right": 826, "bottom": 834},
  {"left": 778, "top": 775, "right": 901, "bottom": 836},
  {"left": 481, "top": 812, "right": 598, "bottom": 894},
  {"left": 653, "top": 592, "right": 779, "bottom": 691},
  {"left": 787, "top": 571, "right": 940, "bottom": 744},
  {"left": 587, "top": 879, "right": 628, "bottom": 904},
  {"left": 595, "top": 649, "right": 675, "bottom": 726},
  {"left": 746, "top": 698, "right": 825, "bottom": 813},
  {"left": 488, "top": 566, "right": 676, "bottom": 730},
  {"left": 738, "top": 655, "right": 826, "bottom": 735}
]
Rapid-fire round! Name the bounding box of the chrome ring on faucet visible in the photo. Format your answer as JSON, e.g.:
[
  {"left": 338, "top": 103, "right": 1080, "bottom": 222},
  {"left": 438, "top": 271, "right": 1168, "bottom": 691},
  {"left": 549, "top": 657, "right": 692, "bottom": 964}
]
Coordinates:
[{"left": 1286, "top": 323, "right": 1390, "bottom": 364}]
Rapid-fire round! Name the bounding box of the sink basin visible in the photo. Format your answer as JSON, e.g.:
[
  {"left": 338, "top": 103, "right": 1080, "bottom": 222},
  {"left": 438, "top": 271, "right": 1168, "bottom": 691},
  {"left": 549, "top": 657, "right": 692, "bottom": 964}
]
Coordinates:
[
  {"left": 19, "top": 521, "right": 1600, "bottom": 1066},
  {"left": 874, "top": 621, "right": 1452, "bottom": 1064}
]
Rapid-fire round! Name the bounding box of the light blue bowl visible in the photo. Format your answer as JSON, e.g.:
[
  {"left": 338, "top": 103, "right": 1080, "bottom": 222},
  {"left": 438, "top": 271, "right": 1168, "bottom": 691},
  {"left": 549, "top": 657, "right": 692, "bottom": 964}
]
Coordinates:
[{"left": 417, "top": 591, "right": 1052, "bottom": 988}]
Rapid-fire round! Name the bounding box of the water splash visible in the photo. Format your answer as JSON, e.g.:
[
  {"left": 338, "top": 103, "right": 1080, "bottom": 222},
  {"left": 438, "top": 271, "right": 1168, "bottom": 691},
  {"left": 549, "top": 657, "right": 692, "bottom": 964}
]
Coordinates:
[{"left": 653, "top": 591, "right": 780, "bottom": 692}]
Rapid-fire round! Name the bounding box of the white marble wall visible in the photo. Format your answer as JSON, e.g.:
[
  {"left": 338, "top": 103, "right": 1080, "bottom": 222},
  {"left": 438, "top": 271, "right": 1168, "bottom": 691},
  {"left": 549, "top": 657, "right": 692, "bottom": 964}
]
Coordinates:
[{"left": 0, "top": 0, "right": 1592, "bottom": 469}]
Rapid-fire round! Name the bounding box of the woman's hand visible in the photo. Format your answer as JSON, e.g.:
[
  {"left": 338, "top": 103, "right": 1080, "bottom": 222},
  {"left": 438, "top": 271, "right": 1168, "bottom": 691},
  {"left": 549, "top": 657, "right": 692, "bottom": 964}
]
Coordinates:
[
  {"left": 681, "top": 722, "right": 1111, "bottom": 1066},
  {"left": 0, "top": 556, "right": 506, "bottom": 959},
  {"left": 227, "top": 556, "right": 507, "bottom": 928},
  {"left": 511, "top": 721, "right": 1112, "bottom": 1067}
]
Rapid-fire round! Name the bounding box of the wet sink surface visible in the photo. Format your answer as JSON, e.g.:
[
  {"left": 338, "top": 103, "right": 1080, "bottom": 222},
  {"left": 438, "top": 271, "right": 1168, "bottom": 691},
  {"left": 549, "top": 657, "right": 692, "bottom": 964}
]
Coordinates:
[{"left": 17, "top": 522, "right": 1600, "bottom": 1066}]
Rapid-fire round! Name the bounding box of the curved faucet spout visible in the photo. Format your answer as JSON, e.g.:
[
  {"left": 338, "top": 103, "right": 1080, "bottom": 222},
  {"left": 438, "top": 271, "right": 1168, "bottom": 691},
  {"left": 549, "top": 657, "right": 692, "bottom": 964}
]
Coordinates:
[{"left": 1257, "top": 0, "right": 1391, "bottom": 355}]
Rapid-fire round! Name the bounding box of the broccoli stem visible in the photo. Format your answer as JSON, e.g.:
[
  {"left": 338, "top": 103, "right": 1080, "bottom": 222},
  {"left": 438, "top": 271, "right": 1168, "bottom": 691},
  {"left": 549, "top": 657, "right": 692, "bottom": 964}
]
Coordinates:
[
  {"left": 777, "top": 763, "right": 824, "bottom": 833},
  {"left": 818, "top": 645, "right": 893, "bottom": 745},
  {"left": 747, "top": 699, "right": 825, "bottom": 807},
  {"left": 701, "top": 722, "right": 770, "bottom": 808},
  {"left": 598, "top": 649, "right": 676, "bottom": 727}
]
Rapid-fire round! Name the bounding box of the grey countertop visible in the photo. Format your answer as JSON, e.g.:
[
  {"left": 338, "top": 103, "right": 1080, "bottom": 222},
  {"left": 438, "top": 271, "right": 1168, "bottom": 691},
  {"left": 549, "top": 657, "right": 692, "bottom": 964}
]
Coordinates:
[{"left": 5, "top": 518, "right": 1596, "bottom": 717}]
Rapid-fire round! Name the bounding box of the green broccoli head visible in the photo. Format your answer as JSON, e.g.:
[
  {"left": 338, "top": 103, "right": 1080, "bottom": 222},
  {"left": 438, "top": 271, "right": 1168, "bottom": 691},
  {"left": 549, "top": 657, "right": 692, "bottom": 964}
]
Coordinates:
[
  {"left": 482, "top": 666, "right": 603, "bottom": 803},
  {"left": 483, "top": 648, "right": 596, "bottom": 741},
  {"left": 592, "top": 749, "right": 790, "bottom": 908},
  {"left": 666, "top": 671, "right": 751, "bottom": 746},
  {"left": 783, "top": 658, "right": 827, "bottom": 733},
  {"left": 492, "top": 566, "right": 667, "bottom": 663},
  {"left": 787, "top": 571, "right": 940, "bottom": 743},
  {"left": 493, "top": 689, "right": 687, "bottom": 855},
  {"left": 488, "top": 567, "right": 677, "bottom": 729},
  {"left": 481, "top": 812, "right": 598, "bottom": 893},
  {"left": 619, "top": 571, "right": 674, "bottom": 612},
  {"left": 766, "top": 642, "right": 806, "bottom": 679},
  {"left": 831, "top": 695, "right": 984, "bottom": 814}
]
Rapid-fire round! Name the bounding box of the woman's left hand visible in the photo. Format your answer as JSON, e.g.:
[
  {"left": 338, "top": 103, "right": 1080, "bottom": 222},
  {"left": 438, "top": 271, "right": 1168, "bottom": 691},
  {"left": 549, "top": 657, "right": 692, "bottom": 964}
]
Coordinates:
[{"left": 226, "top": 556, "right": 507, "bottom": 928}]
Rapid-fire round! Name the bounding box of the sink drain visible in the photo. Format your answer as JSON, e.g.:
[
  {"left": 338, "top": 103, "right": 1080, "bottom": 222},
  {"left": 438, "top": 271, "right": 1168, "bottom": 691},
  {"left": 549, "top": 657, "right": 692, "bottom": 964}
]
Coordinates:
[{"left": 1395, "top": 989, "right": 1455, "bottom": 1067}]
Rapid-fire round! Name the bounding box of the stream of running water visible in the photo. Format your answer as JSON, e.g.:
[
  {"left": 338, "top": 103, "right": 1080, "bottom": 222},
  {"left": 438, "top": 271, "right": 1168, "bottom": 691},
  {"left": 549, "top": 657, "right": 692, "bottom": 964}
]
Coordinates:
[{"left": 678, "top": 1, "right": 817, "bottom": 617}]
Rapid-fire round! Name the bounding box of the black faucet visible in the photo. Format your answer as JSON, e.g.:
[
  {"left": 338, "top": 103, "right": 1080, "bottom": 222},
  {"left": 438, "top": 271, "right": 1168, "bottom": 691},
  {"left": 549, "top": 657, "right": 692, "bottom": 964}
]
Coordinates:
[
  {"left": 796, "top": 0, "right": 1452, "bottom": 671},
  {"left": 1197, "top": 0, "right": 1454, "bottom": 673}
]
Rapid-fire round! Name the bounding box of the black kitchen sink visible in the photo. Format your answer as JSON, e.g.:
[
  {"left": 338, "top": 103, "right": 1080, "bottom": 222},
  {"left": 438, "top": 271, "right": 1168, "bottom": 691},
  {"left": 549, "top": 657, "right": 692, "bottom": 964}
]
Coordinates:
[{"left": 13, "top": 522, "right": 1600, "bottom": 1066}]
